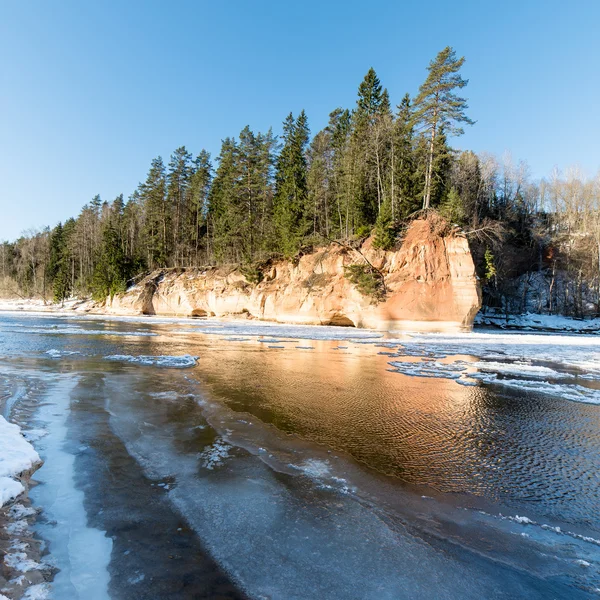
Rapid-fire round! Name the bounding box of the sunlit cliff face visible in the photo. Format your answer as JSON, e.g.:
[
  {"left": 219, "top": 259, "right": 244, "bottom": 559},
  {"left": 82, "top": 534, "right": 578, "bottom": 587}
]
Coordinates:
[{"left": 101, "top": 218, "right": 481, "bottom": 332}]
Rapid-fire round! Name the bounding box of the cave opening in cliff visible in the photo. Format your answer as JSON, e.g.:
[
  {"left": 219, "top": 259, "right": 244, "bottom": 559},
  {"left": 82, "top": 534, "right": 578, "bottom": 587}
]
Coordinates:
[{"left": 326, "top": 314, "right": 355, "bottom": 327}]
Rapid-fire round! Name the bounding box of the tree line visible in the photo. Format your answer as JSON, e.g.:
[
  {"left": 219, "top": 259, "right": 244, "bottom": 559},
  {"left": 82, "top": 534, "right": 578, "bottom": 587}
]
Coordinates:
[{"left": 2, "top": 47, "right": 599, "bottom": 316}]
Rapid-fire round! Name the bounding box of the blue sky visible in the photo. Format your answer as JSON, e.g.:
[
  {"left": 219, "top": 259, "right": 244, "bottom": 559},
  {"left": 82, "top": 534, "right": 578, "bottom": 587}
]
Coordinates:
[{"left": 1, "top": 0, "right": 599, "bottom": 240}]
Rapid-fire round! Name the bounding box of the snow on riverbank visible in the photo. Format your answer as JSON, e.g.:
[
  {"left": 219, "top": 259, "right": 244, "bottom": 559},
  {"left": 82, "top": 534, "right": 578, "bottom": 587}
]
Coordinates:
[
  {"left": 3, "top": 295, "right": 600, "bottom": 336},
  {"left": 475, "top": 311, "right": 600, "bottom": 334},
  {"left": 0, "top": 298, "right": 90, "bottom": 314},
  {"left": 0, "top": 416, "right": 40, "bottom": 507}
]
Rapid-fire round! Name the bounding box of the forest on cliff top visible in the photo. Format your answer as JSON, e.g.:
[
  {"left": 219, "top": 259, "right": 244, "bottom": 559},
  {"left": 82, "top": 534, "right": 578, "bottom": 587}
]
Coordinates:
[{"left": 1, "top": 47, "right": 599, "bottom": 317}]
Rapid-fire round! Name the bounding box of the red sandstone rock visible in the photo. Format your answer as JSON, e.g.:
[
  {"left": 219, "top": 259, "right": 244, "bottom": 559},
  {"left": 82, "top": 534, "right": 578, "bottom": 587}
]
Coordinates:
[{"left": 100, "top": 218, "right": 481, "bottom": 332}]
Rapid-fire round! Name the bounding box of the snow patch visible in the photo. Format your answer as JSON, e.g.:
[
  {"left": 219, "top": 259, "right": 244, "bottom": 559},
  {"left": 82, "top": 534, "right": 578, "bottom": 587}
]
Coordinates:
[
  {"left": 0, "top": 416, "right": 40, "bottom": 507},
  {"left": 4, "top": 552, "right": 42, "bottom": 573}
]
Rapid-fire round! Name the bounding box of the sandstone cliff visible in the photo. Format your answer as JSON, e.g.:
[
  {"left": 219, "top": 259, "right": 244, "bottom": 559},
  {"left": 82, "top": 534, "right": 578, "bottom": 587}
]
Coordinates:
[{"left": 101, "top": 217, "right": 481, "bottom": 332}]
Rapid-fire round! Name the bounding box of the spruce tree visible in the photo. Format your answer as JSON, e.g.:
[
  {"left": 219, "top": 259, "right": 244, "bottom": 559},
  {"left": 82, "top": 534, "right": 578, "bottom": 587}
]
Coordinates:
[
  {"left": 393, "top": 94, "right": 419, "bottom": 218},
  {"left": 92, "top": 224, "right": 128, "bottom": 301},
  {"left": 351, "top": 68, "right": 392, "bottom": 231},
  {"left": 412, "top": 47, "right": 474, "bottom": 209},
  {"left": 48, "top": 223, "right": 72, "bottom": 302}
]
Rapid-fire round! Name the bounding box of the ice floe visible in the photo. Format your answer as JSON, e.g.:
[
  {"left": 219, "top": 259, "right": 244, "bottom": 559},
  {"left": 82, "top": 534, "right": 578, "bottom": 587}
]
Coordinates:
[
  {"left": 200, "top": 438, "right": 232, "bottom": 470},
  {"left": 104, "top": 354, "right": 198, "bottom": 368},
  {"left": 45, "top": 349, "right": 81, "bottom": 358},
  {"left": 388, "top": 360, "right": 466, "bottom": 380},
  {"left": 384, "top": 330, "right": 600, "bottom": 404}
]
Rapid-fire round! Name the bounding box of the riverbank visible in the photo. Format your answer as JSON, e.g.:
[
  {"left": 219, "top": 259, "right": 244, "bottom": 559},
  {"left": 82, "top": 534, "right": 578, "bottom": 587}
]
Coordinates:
[
  {"left": 2, "top": 296, "right": 600, "bottom": 337},
  {"left": 0, "top": 415, "right": 51, "bottom": 600},
  {"left": 475, "top": 311, "right": 600, "bottom": 335}
]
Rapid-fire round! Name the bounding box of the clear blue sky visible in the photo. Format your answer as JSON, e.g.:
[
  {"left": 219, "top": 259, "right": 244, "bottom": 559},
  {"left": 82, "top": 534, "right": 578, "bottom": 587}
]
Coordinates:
[{"left": 1, "top": 0, "right": 599, "bottom": 240}]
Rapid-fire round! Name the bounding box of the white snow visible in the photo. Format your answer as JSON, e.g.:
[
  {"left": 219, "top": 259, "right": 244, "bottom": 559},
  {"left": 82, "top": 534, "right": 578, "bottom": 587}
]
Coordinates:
[
  {"left": 104, "top": 354, "right": 198, "bottom": 368},
  {"left": 0, "top": 416, "right": 40, "bottom": 507},
  {"left": 23, "top": 584, "right": 51, "bottom": 600},
  {"left": 8, "top": 503, "right": 36, "bottom": 519},
  {"left": 0, "top": 477, "right": 25, "bottom": 508},
  {"left": 469, "top": 361, "right": 571, "bottom": 379},
  {"left": 45, "top": 349, "right": 80, "bottom": 358},
  {"left": 475, "top": 311, "right": 600, "bottom": 333},
  {"left": 4, "top": 552, "right": 42, "bottom": 573}
]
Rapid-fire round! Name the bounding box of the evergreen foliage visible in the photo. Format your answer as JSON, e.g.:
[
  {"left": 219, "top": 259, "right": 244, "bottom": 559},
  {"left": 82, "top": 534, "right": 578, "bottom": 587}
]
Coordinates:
[
  {"left": 412, "top": 47, "right": 474, "bottom": 209},
  {"left": 344, "top": 264, "right": 385, "bottom": 300},
  {"left": 7, "top": 47, "right": 589, "bottom": 317},
  {"left": 273, "top": 112, "right": 310, "bottom": 257}
]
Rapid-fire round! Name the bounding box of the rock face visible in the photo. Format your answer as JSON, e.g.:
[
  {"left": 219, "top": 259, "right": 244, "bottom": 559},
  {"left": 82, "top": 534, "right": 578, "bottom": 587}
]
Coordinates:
[{"left": 102, "top": 218, "right": 481, "bottom": 332}]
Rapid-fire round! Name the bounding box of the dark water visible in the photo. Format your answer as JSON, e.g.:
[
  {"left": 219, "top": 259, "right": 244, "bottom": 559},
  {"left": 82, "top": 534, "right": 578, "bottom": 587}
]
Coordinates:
[{"left": 1, "top": 312, "right": 599, "bottom": 598}]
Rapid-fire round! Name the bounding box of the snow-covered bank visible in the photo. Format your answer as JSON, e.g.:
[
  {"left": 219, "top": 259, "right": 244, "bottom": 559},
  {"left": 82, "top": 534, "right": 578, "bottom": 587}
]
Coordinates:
[
  {"left": 475, "top": 311, "right": 600, "bottom": 334},
  {"left": 0, "top": 416, "right": 50, "bottom": 600},
  {"left": 0, "top": 298, "right": 90, "bottom": 315},
  {"left": 0, "top": 417, "right": 40, "bottom": 508}
]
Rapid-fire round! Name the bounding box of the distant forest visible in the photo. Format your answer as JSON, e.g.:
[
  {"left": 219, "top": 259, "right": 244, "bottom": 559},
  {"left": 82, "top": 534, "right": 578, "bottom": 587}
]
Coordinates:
[{"left": 1, "top": 47, "right": 599, "bottom": 316}]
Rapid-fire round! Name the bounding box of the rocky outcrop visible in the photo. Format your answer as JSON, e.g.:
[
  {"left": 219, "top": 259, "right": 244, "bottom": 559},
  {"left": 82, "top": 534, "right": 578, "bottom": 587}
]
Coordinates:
[{"left": 101, "top": 217, "right": 481, "bottom": 332}]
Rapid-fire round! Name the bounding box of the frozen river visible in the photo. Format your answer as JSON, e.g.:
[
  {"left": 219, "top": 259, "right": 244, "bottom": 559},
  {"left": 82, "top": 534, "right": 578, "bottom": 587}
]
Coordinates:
[{"left": 1, "top": 311, "right": 600, "bottom": 598}]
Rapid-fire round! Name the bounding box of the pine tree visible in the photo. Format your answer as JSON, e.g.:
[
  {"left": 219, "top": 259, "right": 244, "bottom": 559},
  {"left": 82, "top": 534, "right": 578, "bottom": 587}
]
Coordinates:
[
  {"left": 188, "top": 150, "right": 212, "bottom": 264},
  {"left": 412, "top": 47, "right": 474, "bottom": 209},
  {"left": 167, "top": 147, "right": 193, "bottom": 265},
  {"left": 207, "top": 138, "right": 240, "bottom": 262},
  {"left": 238, "top": 126, "right": 276, "bottom": 262},
  {"left": 307, "top": 129, "right": 334, "bottom": 238},
  {"left": 141, "top": 157, "right": 168, "bottom": 267},
  {"left": 273, "top": 112, "right": 310, "bottom": 257}
]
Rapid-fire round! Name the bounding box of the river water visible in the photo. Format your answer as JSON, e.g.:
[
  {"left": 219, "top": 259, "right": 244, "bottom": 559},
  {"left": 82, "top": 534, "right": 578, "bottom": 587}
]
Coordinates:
[{"left": 1, "top": 311, "right": 600, "bottom": 599}]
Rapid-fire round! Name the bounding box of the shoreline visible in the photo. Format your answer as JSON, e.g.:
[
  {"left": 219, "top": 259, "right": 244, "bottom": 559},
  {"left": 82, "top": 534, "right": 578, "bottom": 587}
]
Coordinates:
[
  {"left": 1, "top": 297, "right": 600, "bottom": 336},
  {"left": 0, "top": 412, "right": 51, "bottom": 600}
]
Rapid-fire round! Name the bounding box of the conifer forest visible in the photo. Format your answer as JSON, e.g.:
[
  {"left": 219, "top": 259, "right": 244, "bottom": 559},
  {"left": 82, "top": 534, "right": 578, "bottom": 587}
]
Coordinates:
[{"left": 2, "top": 47, "right": 599, "bottom": 317}]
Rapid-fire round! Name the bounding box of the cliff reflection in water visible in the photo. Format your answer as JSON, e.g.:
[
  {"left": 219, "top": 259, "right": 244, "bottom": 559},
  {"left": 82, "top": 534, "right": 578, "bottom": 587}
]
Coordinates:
[{"left": 183, "top": 337, "right": 600, "bottom": 522}]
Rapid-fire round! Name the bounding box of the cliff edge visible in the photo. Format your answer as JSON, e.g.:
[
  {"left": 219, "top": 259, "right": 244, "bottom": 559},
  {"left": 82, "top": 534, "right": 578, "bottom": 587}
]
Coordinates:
[{"left": 102, "top": 217, "right": 481, "bottom": 332}]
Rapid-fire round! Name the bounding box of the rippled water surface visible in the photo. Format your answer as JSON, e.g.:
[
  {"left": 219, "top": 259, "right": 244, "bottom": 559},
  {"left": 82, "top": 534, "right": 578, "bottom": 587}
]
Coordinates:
[{"left": 1, "top": 311, "right": 600, "bottom": 599}]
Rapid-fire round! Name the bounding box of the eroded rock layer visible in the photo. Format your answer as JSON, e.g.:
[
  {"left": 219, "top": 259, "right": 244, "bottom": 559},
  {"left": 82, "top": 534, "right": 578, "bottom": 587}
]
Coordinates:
[{"left": 102, "top": 218, "right": 481, "bottom": 332}]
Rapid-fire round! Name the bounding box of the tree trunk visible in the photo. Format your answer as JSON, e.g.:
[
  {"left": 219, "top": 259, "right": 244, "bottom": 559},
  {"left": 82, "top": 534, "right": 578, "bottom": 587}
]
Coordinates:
[{"left": 423, "top": 122, "right": 437, "bottom": 210}]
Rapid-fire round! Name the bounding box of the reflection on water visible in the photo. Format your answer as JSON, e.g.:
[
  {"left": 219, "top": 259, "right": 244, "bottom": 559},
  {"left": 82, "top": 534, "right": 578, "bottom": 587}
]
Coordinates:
[
  {"left": 190, "top": 339, "right": 600, "bottom": 523},
  {"left": 1, "top": 313, "right": 600, "bottom": 599}
]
